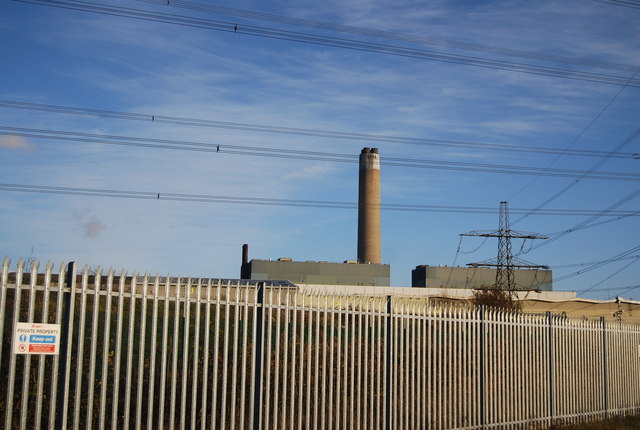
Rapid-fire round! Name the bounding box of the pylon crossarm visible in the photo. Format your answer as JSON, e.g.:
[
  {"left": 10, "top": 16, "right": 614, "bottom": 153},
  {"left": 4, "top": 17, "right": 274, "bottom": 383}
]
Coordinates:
[{"left": 461, "top": 230, "right": 548, "bottom": 240}]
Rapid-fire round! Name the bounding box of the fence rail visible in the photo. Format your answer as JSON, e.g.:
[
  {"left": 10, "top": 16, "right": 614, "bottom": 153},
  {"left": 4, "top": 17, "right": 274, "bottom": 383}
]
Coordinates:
[{"left": 1, "top": 257, "right": 639, "bottom": 429}]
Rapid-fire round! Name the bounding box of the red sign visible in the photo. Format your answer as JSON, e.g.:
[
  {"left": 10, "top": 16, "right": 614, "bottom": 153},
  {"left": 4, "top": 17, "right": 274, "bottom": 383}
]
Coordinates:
[{"left": 29, "top": 344, "right": 55, "bottom": 353}]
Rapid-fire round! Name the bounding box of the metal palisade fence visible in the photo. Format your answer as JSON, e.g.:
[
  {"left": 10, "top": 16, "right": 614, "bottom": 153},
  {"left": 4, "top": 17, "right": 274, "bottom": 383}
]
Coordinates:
[{"left": 1, "top": 257, "right": 639, "bottom": 429}]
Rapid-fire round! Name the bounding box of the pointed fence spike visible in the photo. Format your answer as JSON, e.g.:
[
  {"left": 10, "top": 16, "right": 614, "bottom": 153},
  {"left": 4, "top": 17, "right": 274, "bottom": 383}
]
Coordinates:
[{"left": 30, "top": 259, "right": 39, "bottom": 274}]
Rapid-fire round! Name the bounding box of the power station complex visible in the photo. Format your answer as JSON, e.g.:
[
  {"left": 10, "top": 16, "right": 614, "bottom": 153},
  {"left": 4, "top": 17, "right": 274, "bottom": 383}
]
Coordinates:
[{"left": 240, "top": 147, "right": 553, "bottom": 291}]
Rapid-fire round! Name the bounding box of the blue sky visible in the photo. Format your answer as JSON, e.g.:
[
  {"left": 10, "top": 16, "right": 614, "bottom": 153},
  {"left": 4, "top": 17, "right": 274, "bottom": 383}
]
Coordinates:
[{"left": 1, "top": 0, "right": 638, "bottom": 299}]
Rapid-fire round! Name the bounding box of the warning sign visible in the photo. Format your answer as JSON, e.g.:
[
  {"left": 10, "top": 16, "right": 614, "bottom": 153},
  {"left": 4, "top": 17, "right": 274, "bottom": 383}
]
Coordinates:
[{"left": 13, "top": 322, "right": 61, "bottom": 355}]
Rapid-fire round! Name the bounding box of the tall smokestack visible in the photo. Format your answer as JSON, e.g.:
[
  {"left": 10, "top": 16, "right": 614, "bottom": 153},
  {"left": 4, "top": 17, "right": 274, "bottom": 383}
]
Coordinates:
[
  {"left": 241, "top": 243, "right": 250, "bottom": 279},
  {"left": 358, "top": 147, "right": 381, "bottom": 264}
]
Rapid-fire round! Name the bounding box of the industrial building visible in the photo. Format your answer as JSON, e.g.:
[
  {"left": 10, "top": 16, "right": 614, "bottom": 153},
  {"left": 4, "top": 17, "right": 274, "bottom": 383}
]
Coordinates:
[
  {"left": 240, "top": 146, "right": 554, "bottom": 292},
  {"left": 241, "top": 257, "right": 391, "bottom": 286},
  {"left": 412, "top": 265, "right": 552, "bottom": 291},
  {"left": 240, "top": 147, "right": 390, "bottom": 286}
]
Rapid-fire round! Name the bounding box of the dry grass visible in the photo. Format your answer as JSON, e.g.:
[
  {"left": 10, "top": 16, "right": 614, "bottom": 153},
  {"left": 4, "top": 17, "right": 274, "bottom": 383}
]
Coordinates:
[{"left": 549, "top": 415, "right": 640, "bottom": 430}]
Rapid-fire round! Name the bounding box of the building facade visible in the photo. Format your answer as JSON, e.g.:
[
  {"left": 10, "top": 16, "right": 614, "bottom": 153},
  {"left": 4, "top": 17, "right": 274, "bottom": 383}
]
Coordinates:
[
  {"left": 242, "top": 258, "right": 391, "bottom": 286},
  {"left": 412, "top": 265, "right": 552, "bottom": 291}
]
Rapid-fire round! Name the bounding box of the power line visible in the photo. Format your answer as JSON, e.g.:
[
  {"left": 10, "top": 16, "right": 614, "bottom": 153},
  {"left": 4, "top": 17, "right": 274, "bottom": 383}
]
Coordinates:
[
  {"left": 138, "top": 0, "right": 638, "bottom": 72},
  {"left": 12, "top": 0, "right": 640, "bottom": 87},
  {"left": 512, "top": 127, "right": 640, "bottom": 225},
  {"left": 551, "top": 255, "right": 640, "bottom": 269},
  {"left": 459, "top": 237, "right": 490, "bottom": 255},
  {"left": 590, "top": 0, "right": 640, "bottom": 9},
  {"left": 2, "top": 99, "right": 638, "bottom": 160},
  {"left": 543, "top": 213, "right": 637, "bottom": 236},
  {"left": 545, "top": 253, "right": 640, "bottom": 312},
  {"left": 1, "top": 183, "right": 637, "bottom": 216},
  {"left": 508, "top": 67, "right": 640, "bottom": 201},
  {"left": 519, "top": 188, "right": 640, "bottom": 254},
  {"left": 559, "top": 257, "right": 640, "bottom": 312},
  {"left": 579, "top": 283, "right": 640, "bottom": 294},
  {"left": 554, "top": 245, "right": 640, "bottom": 283},
  {"left": 559, "top": 281, "right": 640, "bottom": 314},
  {"left": 4, "top": 125, "right": 640, "bottom": 182}
]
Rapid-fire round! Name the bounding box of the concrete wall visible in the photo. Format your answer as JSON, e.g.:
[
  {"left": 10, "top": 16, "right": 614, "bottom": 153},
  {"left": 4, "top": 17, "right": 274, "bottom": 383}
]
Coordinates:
[
  {"left": 246, "top": 259, "right": 391, "bottom": 286},
  {"left": 296, "top": 284, "right": 640, "bottom": 323},
  {"left": 412, "top": 265, "right": 553, "bottom": 291},
  {"left": 297, "top": 284, "right": 573, "bottom": 300}
]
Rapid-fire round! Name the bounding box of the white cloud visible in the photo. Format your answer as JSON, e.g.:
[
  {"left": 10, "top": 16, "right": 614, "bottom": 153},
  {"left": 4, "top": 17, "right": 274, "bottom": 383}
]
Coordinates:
[
  {"left": 283, "top": 162, "right": 337, "bottom": 181},
  {"left": 0, "top": 135, "right": 34, "bottom": 151}
]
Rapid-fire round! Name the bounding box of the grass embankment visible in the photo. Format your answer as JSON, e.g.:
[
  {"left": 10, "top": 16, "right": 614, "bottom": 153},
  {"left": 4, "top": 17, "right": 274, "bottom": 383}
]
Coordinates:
[{"left": 550, "top": 415, "right": 640, "bottom": 430}]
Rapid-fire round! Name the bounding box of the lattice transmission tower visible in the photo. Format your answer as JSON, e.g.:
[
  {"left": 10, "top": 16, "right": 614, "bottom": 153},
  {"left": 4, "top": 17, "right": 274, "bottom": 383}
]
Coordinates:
[{"left": 460, "top": 201, "right": 549, "bottom": 293}]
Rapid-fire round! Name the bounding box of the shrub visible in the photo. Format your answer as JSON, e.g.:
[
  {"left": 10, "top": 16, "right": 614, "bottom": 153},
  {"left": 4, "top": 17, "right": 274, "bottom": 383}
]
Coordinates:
[{"left": 471, "top": 285, "right": 521, "bottom": 311}]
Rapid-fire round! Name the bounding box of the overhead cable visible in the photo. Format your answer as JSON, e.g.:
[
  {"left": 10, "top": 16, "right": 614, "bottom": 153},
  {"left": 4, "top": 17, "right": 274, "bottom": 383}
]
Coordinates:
[
  {"left": 590, "top": 0, "right": 640, "bottom": 9},
  {"left": 137, "top": 0, "right": 638, "bottom": 72},
  {"left": 12, "top": 0, "right": 640, "bottom": 87},
  {"left": 1, "top": 99, "right": 638, "bottom": 159},
  {"left": 557, "top": 257, "right": 640, "bottom": 311},
  {"left": 3, "top": 125, "right": 640, "bottom": 181},
  {"left": 508, "top": 67, "right": 640, "bottom": 201},
  {"left": 552, "top": 255, "right": 640, "bottom": 269},
  {"left": 543, "top": 213, "right": 637, "bottom": 236},
  {"left": 553, "top": 245, "right": 640, "bottom": 283},
  {"left": 577, "top": 283, "right": 640, "bottom": 294},
  {"left": 1, "top": 183, "right": 637, "bottom": 216},
  {"left": 513, "top": 127, "right": 640, "bottom": 225},
  {"left": 519, "top": 188, "right": 640, "bottom": 254}
]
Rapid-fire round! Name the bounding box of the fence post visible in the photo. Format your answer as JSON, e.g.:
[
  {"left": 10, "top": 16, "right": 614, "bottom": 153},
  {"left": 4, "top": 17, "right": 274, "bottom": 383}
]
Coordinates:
[
  {"left": 385, "top": 295, "right": 392, "bottom": 430},
  {"left": 546, "top": 311, "right": 553, "bottom": 426},
  {"left": 479, "top": 305, "right": 485, "bottom": 429},
  {"left": 601, "top": 317, "right": 608, "bottom": 419},
  {"left": 55, "top": 261, "right": 75, "bottom": 430},
  {"left": 253, "top": 283, "right": 265, "bottom": 430}
]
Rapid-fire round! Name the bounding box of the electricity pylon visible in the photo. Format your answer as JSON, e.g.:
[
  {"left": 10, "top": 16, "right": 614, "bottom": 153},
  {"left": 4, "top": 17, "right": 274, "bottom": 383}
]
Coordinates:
[{"left": 460, "top": 201, "right": 549, "bottom": 293}]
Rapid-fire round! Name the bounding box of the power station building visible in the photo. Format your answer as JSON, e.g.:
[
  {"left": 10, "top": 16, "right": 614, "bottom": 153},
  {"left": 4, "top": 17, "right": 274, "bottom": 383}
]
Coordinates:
[
  {"left": 240, "top": 147, "right": 390, "bottom": 286},
  {"left": 412, "top": 265, "right": 553, "bottom": 291},
  {"left": 239, "top": 146, "right": 553, "bottom": 291},
  {"left": 241, "top": 257, "right": 391, "bottom": 286}
]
